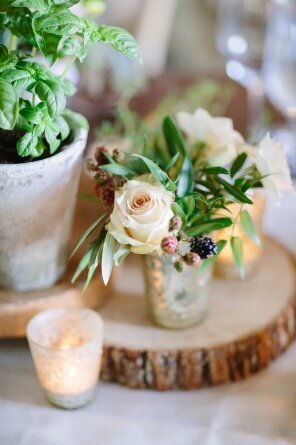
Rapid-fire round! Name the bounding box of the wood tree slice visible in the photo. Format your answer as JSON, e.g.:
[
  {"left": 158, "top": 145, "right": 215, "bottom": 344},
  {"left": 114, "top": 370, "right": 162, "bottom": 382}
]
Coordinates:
[
  {"left": 0, "top": 270, "right": 107, "bottom": 338},
  {"left": 100, "top": 240, "right": 296, "bottom": 390}
]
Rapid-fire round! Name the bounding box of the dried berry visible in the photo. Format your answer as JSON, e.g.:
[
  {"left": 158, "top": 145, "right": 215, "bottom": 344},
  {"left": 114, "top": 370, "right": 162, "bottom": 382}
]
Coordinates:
[
  {"left": 94, "top": 169, "right": 108, "bottom": 186},
  {"left": 94, "top": 146, "right": 108, "bottom": 166}
]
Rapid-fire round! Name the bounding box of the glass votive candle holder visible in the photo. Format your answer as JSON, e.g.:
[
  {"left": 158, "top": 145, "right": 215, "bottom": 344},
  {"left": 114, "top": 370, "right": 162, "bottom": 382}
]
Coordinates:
[{"left": 27, "top": 308, "right": 103, "bottom": 409}]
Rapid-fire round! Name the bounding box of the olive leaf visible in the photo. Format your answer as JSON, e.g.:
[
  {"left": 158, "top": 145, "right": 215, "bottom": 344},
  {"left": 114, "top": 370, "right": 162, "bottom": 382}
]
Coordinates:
[
  {"left": 240, "top": 209, "right": 261, "bottom": 246},
  {"left": 177, "top": 155, "right": 194, "bottom": 197},
  {"left": 230, "top": 236, "right": 245, "bottom": 279},
  {"left": 114, "top": 245, "right": 130, "bottom": 266},
  {"left": 186, "top": 218, "right": 233, "bottom": 236},
  {"left": 101, "top": 232, "right": 116, "bottom": 285}
]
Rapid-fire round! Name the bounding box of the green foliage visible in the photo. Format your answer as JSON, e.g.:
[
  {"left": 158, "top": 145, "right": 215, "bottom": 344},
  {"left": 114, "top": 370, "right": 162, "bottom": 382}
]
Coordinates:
[
  {"left": 231, "top": 236, "right": 245, "bottom": 279},
  {"left": 0, "top": 0, "right": 141, "bottom": 160},
  {"left": 74, "top": 111, "right": 265, "bottom": 288},
  {"left": 101, "top": 232, "right": 116, "bottom": 285},
  {"left": 240, "top": 209, "right": 261, "bottom": 246}
]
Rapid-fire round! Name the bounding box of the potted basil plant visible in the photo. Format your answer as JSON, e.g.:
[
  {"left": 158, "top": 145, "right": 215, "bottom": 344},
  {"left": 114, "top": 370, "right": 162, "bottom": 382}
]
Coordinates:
[{"left": 0, "top": 0, "right": 140, "bottom": 291}]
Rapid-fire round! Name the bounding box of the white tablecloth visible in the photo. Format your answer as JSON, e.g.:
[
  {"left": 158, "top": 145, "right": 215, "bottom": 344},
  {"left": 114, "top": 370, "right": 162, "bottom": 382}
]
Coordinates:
[{"left": 0, "top": 190, "right": 296, "bottom": 445}]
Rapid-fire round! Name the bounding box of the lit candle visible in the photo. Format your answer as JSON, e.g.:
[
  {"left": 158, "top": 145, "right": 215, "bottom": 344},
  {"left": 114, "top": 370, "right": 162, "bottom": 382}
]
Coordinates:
[
  {"left": 214, "top": 192, "right": 266, "bottom": 279},
  {"left": 27, "top": 308, "right": 103, "bottom": 409}
]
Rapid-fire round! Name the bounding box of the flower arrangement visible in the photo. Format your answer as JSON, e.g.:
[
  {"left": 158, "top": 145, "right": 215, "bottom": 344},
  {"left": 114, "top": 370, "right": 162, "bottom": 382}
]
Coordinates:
[{"left": 73, "top": 108, "right": 292, "bottom": 287}]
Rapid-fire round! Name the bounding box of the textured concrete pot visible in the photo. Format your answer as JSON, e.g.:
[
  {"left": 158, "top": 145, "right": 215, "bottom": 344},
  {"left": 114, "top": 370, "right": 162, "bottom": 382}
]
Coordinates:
[{"left": 0, "top": 127, "right": 88, "bottom": 291}]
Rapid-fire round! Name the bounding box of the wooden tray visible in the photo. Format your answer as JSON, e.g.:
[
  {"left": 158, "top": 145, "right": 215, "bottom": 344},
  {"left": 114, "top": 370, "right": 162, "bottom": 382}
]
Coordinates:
[{"left": 100, "top": 240, "right": 296, "bottom": 390}]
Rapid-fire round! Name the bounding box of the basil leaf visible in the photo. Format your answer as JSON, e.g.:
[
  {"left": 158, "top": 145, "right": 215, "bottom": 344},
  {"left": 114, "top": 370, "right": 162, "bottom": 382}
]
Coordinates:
[
  {"left": 63, "top": 109, "right": 89, "bottom": 130},
  {"left": 16, "top": 132, "right": 38, "bottom": 157},
  {"left": 97, "top": 25, "right": 141, "bottom": 63},
  {"left": 36, "top": 12, "right": 82, "bottom": 35},
  {"left": 54, "top": 115, "right": 70, "bottom": 141},
  {"left": 35, "top": 80, "right": 66, "bottom": 117},
  {"left": 0, "top": 79, "right": 18, "bottom": 130},
  {"left": 45, "top": 120, "right": 60, "bottom": 154},
  {"left": 1, "top": 68, "right": 33, "bottom": 92},
  {"left": 0, "top": 45, "right": 17, "bottom": 73}
]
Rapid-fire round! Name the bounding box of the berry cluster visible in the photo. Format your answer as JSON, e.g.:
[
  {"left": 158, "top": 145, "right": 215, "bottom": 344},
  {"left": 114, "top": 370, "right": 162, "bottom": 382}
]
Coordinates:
[
  {"left": 87, "top": 146, "right": 125, "bottom": 209},
  {"left": 161, "top": 216, "right": 217, "bottom": 271}
]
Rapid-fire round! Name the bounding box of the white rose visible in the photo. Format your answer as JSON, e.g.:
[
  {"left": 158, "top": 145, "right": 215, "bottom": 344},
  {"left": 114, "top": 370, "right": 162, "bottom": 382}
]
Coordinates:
[
  {"left": 106, "top": 180, "right": 174, "bottom": 254},
  {"left": 255, "top": 133, "right": 293, "bottom": 198},
  {"left": 176, "top": 108, "right": 244, "bottom": 166}
]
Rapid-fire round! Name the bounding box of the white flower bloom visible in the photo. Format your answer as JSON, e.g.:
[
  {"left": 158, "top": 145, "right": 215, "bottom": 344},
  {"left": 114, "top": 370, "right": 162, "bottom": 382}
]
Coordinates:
[
  {"left": 106, "top": 179, "right": 174, "bottom": 254},
  {"left": 176, "top": 108, "right": 244, "bottom": 166},
  {"left": 255, "top": 133, "right": 293, "bottom": 198}
]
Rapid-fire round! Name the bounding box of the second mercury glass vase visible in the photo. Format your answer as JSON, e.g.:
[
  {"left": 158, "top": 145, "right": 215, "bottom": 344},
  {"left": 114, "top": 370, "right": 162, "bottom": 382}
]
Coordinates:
[{"left": 143, "top": 253, "right": 212, "bottom": 329}]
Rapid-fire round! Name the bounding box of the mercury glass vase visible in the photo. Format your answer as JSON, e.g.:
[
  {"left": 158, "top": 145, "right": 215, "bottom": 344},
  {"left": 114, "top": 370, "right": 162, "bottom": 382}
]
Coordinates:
[{"left": 143, "top": 253, "right": 212, "bottom": 329}]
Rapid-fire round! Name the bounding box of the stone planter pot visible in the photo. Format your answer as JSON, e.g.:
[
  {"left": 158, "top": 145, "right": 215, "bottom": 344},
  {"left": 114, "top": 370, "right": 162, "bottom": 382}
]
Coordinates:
[{"left": 0, "top": 127, "right": 88, "bottom": 291}]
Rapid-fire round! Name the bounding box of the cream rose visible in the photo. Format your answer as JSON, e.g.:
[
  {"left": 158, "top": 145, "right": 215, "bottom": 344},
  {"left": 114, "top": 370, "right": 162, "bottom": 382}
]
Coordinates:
[
  {"left": 106, "top": 180, "right": 174, "bottom": 254},
  {"left": 176, "top": 108, "right": 244, "bottom": 166}
]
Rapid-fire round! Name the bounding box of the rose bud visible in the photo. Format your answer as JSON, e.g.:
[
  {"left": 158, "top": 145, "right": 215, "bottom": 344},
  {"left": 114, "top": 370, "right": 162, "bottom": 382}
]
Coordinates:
[
  {"left": 161, "top": 235, "right": 178, "bottom": 254},
  {"left": 168, "top": 215, "right": 182, "bottom": 232},
  {"left": 183, "top": 252, "right": 201, "bottom": 266}
]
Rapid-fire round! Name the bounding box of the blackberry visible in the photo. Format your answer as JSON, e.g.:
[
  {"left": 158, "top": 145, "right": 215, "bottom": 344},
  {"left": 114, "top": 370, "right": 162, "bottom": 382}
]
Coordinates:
[{"left": 190, "top": 236, "right": 217, "bottom": 259}]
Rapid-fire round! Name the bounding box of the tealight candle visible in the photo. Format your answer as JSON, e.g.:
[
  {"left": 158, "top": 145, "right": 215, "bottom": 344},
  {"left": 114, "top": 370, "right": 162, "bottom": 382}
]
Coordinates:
[
  {"left": 27, "top": 308, "right": 103, "bottom": 409},
  {"left": 214, "top": 192, "right": 266, "bottom": 279}
]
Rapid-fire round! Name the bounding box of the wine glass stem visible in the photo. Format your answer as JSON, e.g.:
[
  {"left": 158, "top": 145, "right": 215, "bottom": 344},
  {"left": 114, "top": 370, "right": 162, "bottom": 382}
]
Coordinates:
[
  {"left": 246, "top": 79, "right": 265, "bottom": 142},
  {"left": 288, "top": 117, "right": 296, "bottom": 176}
]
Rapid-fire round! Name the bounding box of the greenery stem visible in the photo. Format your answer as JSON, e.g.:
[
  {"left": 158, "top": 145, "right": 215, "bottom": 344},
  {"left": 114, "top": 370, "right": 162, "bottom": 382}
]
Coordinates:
[
  {"left": 61, "top": 55, "right": 77, "bottom": 79},
  {"left": 8, "top": 33, "right": 17, "bottom": 52},
  {"left": 31, "top": 47, "right": 37, "bottom": 57},
  {"left": 230, "top": 204, "right": 244, "bottom": 238}
]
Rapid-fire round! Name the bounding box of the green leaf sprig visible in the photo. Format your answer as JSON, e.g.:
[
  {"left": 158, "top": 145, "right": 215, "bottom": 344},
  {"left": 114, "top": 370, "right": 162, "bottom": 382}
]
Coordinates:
[{"left": 0, "top": 0, "right": 141, "bottom": 159}]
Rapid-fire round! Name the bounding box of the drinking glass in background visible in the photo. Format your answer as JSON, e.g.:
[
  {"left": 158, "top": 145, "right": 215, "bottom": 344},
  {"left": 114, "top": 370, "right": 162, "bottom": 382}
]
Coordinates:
[
  {"left": 216, "top": 0, "right": 268, "bottom": 141},
  {"left": 263, "top": 0, "right": 296, "bottom": 175}
]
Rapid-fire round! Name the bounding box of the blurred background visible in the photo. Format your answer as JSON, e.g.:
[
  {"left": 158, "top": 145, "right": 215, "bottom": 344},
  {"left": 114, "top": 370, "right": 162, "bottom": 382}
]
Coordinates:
[{"left": 71, "top": 0, "right": 295, "bottom": 161}]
